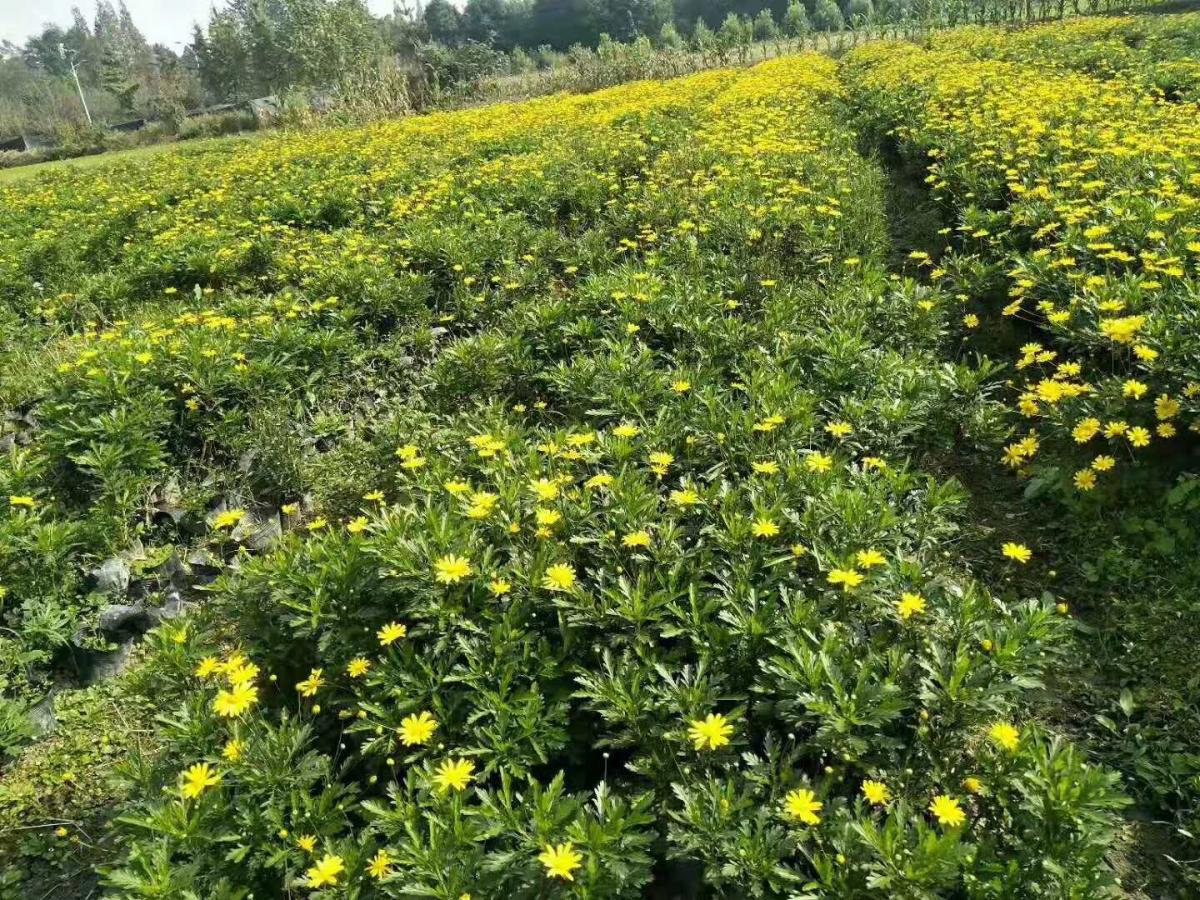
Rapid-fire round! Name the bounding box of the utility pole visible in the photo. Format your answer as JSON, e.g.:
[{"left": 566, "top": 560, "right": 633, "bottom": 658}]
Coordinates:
[{"left": 59, "top": 43, "right": 93, "bottom": 126}]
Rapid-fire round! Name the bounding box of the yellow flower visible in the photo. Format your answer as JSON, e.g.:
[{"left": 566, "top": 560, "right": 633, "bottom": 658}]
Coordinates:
[
  {"left": 988, "top": 721, "right": 1020, "bottom": 752},
  {"left": 296, "top": 834, "right": 317, "bottom": 853},
  {"left": 466, "top": 492, "right": 499, "bottom": 519},
  {"left": 542, "top": 563, "right": 577, "bottom": 592},
  {"left": 963, "top": 776, "right": 983, "bottom": 794},
  {"left": 1122, "top": 379, "right": 1148, "bottom": 399},
  {"left": 687, "top": 713, "right": 733, "bottom": 751},
  {"left": 612, "top": 423, "right": 640, "bottom": 439},
  {"left": 213, "top": 682, "right": 258, "bottom": 718},
  {"left": 929, "top": 794, "right": 966, "bottom": 828},
  {"left": 180, "top": 762, "right": 221, "bottom": 799},
  {"left": 377, "top": 621, "right": 407, "bottom": 645},
  {"left": 1092, "top": 455, "right": 1115, "bottom": 472},
  {"left": 346, "top": 516, "right": 369, "bottom": 534},
  {"left": 212, "top": 509, "right": 246, "bottom": 529},
  {"left": 1127, "top": 426, "right": 1151, "bottom": 448},
  {"left": 855, "top": 548, "right": 886, "bottom": 568},
  {"left": 1098, "top": 315, "right": 1145, "bottom": 344},
  {"left": 861, "top": 780, "right": 891, "bottom": 806},
  {"left": 530, "top": 478, "right": 559, "bottom": 501},
  {"left": 784, "top": 788, "right": 822, "bottom": 825},
  {"left": 754, "top": 414, "right": 785, "bottom": 432},
  {"left": 225, "top": 660, "right": 259, "bottom": 685},
  {"left": 434, "top": 554, "right": 472, "bottom": 584},
  {"left": 586, "top": 473, "right": 614, "bottom": 489},
  {"left": 896, "top": 592, "right": 926, "bottom": 619},
  {"left": 622, "top": 530, "right": 651, "bottom": 548},
  {"left": 489, "top": 578, "right": 512, "bottom": 596},
  {"left": 367, "top": 849, "right": 393, "bottom": 879},
  {"left": 1072, "top": 418, "right": 1101, "bottom": 443},
  {"left": 222, "top": 739, "right": 244, "bottom": 762},
  {"left": 752, "top": 518, "right": 780, "bottom": 539},
  {"left": 1073, "top": 469, "right": 1097, "bottom": 491},
  {"left": 539, "top": 841, "right": 583, "bottom": 881},
  {"left": 347, "top": 657, "right": 371, "bottom": 678},
  {"left": 296, "top": 668, "right": 324, "bottom": 697},
  {"left": 398, "top": 711, "right": 438, "bottom": 746},
  {"left": 1001, "top": 542, "right": 1031, "bottom": 564},
  {"left": 670, "top": 487, "right": 701, "bottom": 506},
  {"left": 8, "top": 495, "right": 35, "bottom": 508},
  {"left": 825, "top": 421, "right": 853, "bottom": 438},
  {"left": 672, "top": 379, "right": 692, "bottom": 393},
  {"left": 306, "top": 854, "right": 345, "bottom": 888},
  {"left": 805, "top": 452, "right": 833, "bottom": 473},
  {"left": 433, "top": 757, "right": 475, "bottom": 792},
  {"left": 648, "top": 450, "right": 674, "bottom": 474},
  {"left": 827, "top": 568, "right": 863, "bottom": 591},
  {"left": 752, "top": 460, "right": 779, "bottom": 475},
  {"left": 1155, "top": 395, "right": 1180, "bottom": 420},
  {"left": 1133, "top": 344, "right": 1159, "bottom": 362},
  {"left": 196, "top": 656, "right": 221, "bottom": 678}
]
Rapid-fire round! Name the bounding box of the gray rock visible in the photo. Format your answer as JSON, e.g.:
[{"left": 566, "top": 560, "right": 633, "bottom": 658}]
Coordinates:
[
  {"left": 229, "top": 510, "right": 261, "bottom": 543},
  {"left": 28, "top": 691, "right": 58, "bottom": 736},
  {"left": 159, "top": 590, "right": 196, "bottom": 620},
  {"left": 93, "top": 557, "right": 131, "bottom": 595},
  {"left": 89, "top": 640, "right": 136, "bottom": 683},
  {"left": 98, "top": 604, "right": 157, "bottom": 635},
  {"left": 186, "top": 547, "right": 220, "bottom": 570},
  {"left": 245, "top": 513, "right": 282, "bottom": 551},
  {"left": 158, "top": 550, "right": 189, "bottom": 589}
]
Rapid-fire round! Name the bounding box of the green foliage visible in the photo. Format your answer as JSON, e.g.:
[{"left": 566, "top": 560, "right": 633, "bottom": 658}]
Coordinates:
[{"left": 7, "top": 11, "right": 1199, "bottom": 897}]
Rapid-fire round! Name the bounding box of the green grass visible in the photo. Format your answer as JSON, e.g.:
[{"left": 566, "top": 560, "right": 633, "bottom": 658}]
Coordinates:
[{"left": 0, "top": 142, "right": 186, "bottom": 184}]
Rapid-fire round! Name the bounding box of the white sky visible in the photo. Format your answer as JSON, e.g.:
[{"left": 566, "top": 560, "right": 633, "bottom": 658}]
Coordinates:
[{"left": 0, "top": 0, "right": 406, "bottom": 49}]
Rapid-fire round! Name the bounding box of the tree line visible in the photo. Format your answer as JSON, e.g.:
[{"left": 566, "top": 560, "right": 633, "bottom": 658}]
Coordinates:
[{"left": 2, "top": 0, "right": 1120, "bottom": 140}]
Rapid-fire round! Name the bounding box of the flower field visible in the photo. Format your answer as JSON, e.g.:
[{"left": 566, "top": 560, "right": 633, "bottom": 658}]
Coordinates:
[{"left": 1, "top": 13, "right": 1199, "bottom": 899}]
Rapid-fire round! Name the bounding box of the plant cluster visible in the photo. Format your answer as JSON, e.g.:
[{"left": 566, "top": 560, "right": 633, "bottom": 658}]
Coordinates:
[
  {"left": 0, "top": 46, "right": 1135, "bottom": 897},
  {"left": 844, "top": 16, "right": 1200, "bottom": 874},
  {"left": 846, "top": 24, "right": 1200, "bottom": 502}
]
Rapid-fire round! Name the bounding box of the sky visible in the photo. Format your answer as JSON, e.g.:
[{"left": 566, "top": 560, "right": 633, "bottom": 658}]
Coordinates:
[{"left": 0, "top": 0, "right": 403, "bottom": 49}]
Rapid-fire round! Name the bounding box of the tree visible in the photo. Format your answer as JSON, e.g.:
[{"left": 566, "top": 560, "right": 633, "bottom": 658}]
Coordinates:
[
  {"left": 782, "top": 0, "right": 810, "bottom": 36},
  {"left": 658, "top": 21, "right": 683, "bottom": 47},
  {"left": 196, "top": 12, "right": 252, "bottom": 99},
  {"left": 813, "top": 0, "right": 846, "bottom": 29},
  {"left": 691, "top": 17, "right": 715, "bottom": 51},
  {"left": 462, "top": 0, "right": 523, "bottom": 48},
  {"left": 424, "top": 0, "right": 464, "bottom": 44},
  {"left": 717, "top": 12, "right": 751, "bottom": 58},
  {"left": 100, "top": 41, "right": 138, "bottom": 113},
  {"left": 752, "top": 7, "right": 779, "bottom": 39},
  {"left": 528, "top": 0, "right": 601, "bottom": 49}
]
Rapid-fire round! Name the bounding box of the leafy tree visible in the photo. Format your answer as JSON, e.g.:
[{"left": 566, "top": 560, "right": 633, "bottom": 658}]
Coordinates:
[
  {"left": 813, "top": 0, "right": 846, "bottom": 29},
  {"left": 659, "top": 21, "right": 684, "bottom": 47},
  {"left": 849, "top": 0, "right": 875, "bottom": 22},
  {"left": 753, "top": 7, "right": 779, "bottom": 38},
  {"left": 462, "top": 0, "right": 524, "bottom": 48},
  {"left": 783, "top": 0, "right": 810, "bottom": 35},
  {"left": 100, "top": 41, "right": 138, "bottom": 113},
  {"left": 509, "top": 46, "right": 535, "bottom": 71},
  {"left": 424, "top": 0, "right": 465, "bottom": 45}
]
